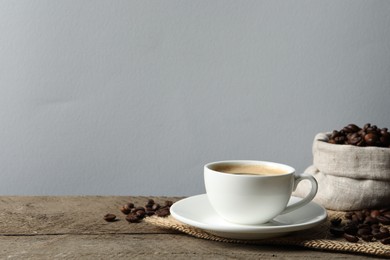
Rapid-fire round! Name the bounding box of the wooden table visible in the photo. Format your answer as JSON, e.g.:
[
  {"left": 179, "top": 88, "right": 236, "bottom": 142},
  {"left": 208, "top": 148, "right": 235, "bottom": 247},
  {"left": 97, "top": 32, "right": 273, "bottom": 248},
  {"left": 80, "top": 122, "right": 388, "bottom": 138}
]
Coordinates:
[{"left": 0, "top": 196, "right": 382, "bottom": 259}]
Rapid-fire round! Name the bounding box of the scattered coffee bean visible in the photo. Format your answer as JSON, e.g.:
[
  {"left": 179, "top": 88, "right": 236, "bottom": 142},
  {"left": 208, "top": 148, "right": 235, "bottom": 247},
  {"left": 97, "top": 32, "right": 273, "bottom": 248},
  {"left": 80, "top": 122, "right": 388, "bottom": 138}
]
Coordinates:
[
  {"left": 370, "top": 210, "right": 381, "bottom": 219},
  {"left": 152, "top": 203, "right": 161, "bottom": 211},
  {"left": 120, "top": 202, "right": 134, "bottom": 215},
  {"left": 329, "top": 208, "right": 390, "bottom": 244},
  {"left": 105, "top": 198, "right": 173, "bottom": 224},
  {"left": 361, "top": 235, "right": 374, "bottom": 242},
  {"left": 126, "top": 213, "right": 141, "bottom": 223},
  {"left": 327, "top": 123, "right": 390, "bottom": 147},
  {"left": 330, "top": 217, "right": 342, "bottom": 226},
  {"left": 165, "top": 200, "right": 173, "bottom": 207},
  {"left": 329, "top": 226, "right": 344, "bottom": 237},
  {"left": 381, "top": 237, "right": 390, "bottom": 245},
  {"left": 377, "top": 216, "right": 390, "bottom": 225},
  {"left": 380, "top": 227, "right": 389, "bottom": 234},
  {"left": 374, "top": 232, "right": 390, "bottom": 240},
  {"left": 343, "top": 233, "right": 359, "bottom": 243},
  {"left": 156, "top": 208, "right": 170, "bottom": 217},
  {"left": 103, "top": 213, "right": 117, "bottom": 222}
]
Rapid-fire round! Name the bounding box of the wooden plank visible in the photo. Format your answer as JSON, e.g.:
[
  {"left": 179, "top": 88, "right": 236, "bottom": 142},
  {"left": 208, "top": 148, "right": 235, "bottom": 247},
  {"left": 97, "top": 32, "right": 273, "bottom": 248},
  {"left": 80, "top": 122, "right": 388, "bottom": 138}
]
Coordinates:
[
  {"left": 0, "top": 196, "right": 181, "bottom": 235},
  {"left": 0, "top": 234, "right": 375, "bottom": 259}
]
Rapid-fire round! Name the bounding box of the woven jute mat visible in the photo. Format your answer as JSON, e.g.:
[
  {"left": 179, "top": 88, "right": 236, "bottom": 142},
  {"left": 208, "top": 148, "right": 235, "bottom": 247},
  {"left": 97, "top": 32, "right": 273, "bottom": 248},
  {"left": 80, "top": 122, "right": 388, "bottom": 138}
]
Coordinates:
[{"left": 145, "top": 210, "right": 390, "bottom": 258}]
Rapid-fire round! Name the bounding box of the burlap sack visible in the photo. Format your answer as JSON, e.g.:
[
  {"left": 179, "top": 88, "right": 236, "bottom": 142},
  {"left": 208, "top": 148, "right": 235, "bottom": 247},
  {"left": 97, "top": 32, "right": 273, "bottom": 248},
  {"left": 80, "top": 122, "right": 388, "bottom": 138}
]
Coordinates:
[{"left": 293, "top": 133, "right": 390, "bottom": 211}]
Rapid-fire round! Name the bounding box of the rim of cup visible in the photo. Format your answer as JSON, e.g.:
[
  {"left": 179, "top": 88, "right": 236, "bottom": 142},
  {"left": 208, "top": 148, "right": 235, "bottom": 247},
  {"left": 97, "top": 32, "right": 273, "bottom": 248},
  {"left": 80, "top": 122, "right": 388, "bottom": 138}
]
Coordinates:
[{"left": 205, "top": 160, "right": 295, "bottom": 177}]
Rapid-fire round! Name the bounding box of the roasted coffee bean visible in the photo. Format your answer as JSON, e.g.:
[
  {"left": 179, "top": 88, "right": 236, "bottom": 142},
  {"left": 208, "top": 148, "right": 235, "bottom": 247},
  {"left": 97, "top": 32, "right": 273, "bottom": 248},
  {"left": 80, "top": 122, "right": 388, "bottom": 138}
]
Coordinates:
[
  {"left": 165, "top": 200, "right": 173, "bottom": 207},
  {"left": 152, "top": 203, "right": 161, "bottom": 211},
  {"left": 330, "top": 217, "right": 342, "bottom": 226},
  {"left": 328, "top": 123, "right": 389, "bottom": 147},
  {"left": 370, "top": 210, "right": 381, "bottom": 219},
  {"left": 382, "top": 211, "right": 390, "bottom": 219},
  {"left": 371, "top": 224, "right": 380, "bottom": 230},
  {"left": 364, "top": 133, "right": 379, "bottom": 146},
  {"left": 374, "top": 232, "right": 390, "bottom": 240},
  {"left": 126, "top": 213, "right": 142, "bottom": 223},
  {"left": 135, "top": 210, "right": 146, "bottom": 219},
  {"left": 357, "top": 228, "right": 372, "bottom": 236},
  {"left": 380, "top": 227, "right": 389, "bottom": 234},
  {"left": 145, "top": 209, "right": 155, "bottom": 216},
  {"left": 120, "top": 203, "right": 134, "bottom": 215},
  {"left": 343, "top": 233, "right": 359, "bottom": 243},
  {"left": 361, "top": 235, "right": 374, "bottom": 242},
  {"left": 355, "top": 211, "right": 365, "bottom": 222},
  {"left": 357, "top": 223, "right": 370, "bottom": 229},
  {"left": 362, "top": 209, "right": 370, "bottom": 217},
  {"left": 329, "top": 226, "right": 344, "bottom": 237},
  {"left": 146, "top": 199, "right": 155, "bottom": 206},
  {"left": 364, "top": 216, "right": 378, "bottom": 225},
  {"left": 334, "top": 136, "right": 345, "bottom": 144},
  {"left": 344, "top": 124, "right": 360, "bottom": 133},
  {"left": 381, "top": 237, "right": 390, "bottom": 245},
  {"left": 344, "top": 225, "right": 358, "bottom": 235},
  {"left": 348, "top": 133, "right": 362, "bottom": 145},
  {"left": 103, "top": 213, "right": 117, "bottom": 222},
  {"left": 380, "top": 133, "right": 390, "bottom": 146},
  {"left": 156, "top": 208, "right": 170, "bottom": 217},
  {"left": 377, "top": 216, "right": 390, "bottom": 225}
]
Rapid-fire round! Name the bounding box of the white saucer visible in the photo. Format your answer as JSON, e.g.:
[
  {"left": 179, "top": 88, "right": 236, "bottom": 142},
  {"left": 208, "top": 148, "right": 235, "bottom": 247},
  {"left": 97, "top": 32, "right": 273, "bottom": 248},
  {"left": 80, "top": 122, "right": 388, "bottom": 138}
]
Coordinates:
[{"left": 170, "top": 194, "right": 327, "bottom": 240}]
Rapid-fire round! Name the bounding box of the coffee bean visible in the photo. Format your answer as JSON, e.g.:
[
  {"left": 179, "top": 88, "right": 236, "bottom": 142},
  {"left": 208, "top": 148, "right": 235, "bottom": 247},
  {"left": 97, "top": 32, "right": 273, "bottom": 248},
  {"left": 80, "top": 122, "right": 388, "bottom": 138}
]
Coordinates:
[
  {"left": 126, "top": 213, "right": 141, "bottom": 223},
  {"left": 357, "top": 228, "right": 372, "bottom": 236},
  {"left": 103, "top": 213, "right": 117, "bottom": 222},
  {"left": 145, "top": 209, "right": 155, "bottom": 216},
  {"left": 357, "top": 223, "right": 370, "bottom": 229},
  {"left": 328, "top": 123, "right": 389, "bottom": 147},
  {"left": 380, "top": 227, "right": 389, "bottom": 234},
  {"left": 152, "top": 203, "right": 161, "bottom": 211},
  {"left": 364, "top": 216, "right": 378, "bottom": 225},
  {"left": 344, "top": 225, "right": 358, "bottom": 235},
  {"left": 364, "top": 133, "right": 379, "bottom": 146},
  {"left": 374, "top": 232, "right": 390, "bottom": 240},
  {"left": 156, "top": 208, "right": 170, "bottom": 217},
  {"left": 370, "top": 210, "right": 381, "bottom": 219},
  {"left": 371, "top": 224, "right": 380, "bottom": 230},
  {"left": 364, "top": 123, "right": 371, "bottom": 130},
  {"left": 371, "top": 229, "right": 382, "bottom": 236},
  {"left": 330, "top": 226, "right": 344, "bottom": 237},
  {"left": 120, "top": 203, "right": 134, "bottom": 215},
  {"left": 361, "top": 235, "right": 374, "bottom": 242},
  {"left": 165, "top": 200, "right": 173, "bottom": 207},
  {"left": 330, "top": 217, "right": 342, "bottom": 226},
  {"left": 377, "top": 216, "right": 390, "bottom": 225},
  {"left": 135, "top": 210, "right": 146, "bottom": 219},
  {"left": 343, "top": 233, "right": 359, "bottom": 243},
  {"left": 146, "top": 199, "right": 155, "bottom": 207},
  {"left": 347, "top": 133, "right": 362, "bottom": 145},
  {"left": 381, "top": 237, "right": 390, "bottom": 245},
  {"left": 382, "top": 211, "right": 390, "bottom": 218}
]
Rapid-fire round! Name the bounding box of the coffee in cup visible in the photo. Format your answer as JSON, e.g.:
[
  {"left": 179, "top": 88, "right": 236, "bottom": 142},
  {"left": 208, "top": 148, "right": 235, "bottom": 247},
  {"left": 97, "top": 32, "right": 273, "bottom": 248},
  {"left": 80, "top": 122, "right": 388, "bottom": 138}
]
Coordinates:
[{"left": 204, "top": 160, "right": 318, "bottom": 225}]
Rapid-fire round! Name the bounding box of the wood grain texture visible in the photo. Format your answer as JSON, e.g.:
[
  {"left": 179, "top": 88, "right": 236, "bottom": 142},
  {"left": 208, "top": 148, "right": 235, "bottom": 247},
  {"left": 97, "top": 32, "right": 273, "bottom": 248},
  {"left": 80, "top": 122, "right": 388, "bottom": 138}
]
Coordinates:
[{"left": 0, "top": 196, "right": 383, "bottom": 259}]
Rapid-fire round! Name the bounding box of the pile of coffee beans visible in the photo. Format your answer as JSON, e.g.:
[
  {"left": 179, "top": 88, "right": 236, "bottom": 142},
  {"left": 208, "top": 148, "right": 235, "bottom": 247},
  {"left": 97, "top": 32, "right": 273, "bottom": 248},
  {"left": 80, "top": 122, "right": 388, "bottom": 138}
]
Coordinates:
[
  {"left": 329, "top": 209, "right": 390, "bottom": 244},
  {"left": 327, "top": 123, "right": 390, "bottom": 147},
  {"left": 103, "top": 199, "right": 173, "bottom": 223}
]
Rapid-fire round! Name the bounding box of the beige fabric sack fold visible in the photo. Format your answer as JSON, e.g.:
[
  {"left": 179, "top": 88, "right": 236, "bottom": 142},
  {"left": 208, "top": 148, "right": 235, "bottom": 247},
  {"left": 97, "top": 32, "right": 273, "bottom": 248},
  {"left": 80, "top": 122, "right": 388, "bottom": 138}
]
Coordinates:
[{"left": 293, "top": 133, "right": 390, "bottom": 211}]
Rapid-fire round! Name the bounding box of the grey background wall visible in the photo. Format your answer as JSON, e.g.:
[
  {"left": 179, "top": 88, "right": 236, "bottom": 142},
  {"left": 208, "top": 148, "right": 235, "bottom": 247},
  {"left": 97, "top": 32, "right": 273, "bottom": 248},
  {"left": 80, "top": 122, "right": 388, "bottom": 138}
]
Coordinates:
[{"left": 0, "top": 1, "right": 389, "bottom": 195}]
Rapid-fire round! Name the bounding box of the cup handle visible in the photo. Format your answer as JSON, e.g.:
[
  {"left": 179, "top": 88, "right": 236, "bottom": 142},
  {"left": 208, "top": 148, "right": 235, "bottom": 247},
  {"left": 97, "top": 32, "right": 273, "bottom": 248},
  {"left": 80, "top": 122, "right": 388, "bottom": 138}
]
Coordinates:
[{"left": 280, "top": 173, "right": 318, "bottom": 215}]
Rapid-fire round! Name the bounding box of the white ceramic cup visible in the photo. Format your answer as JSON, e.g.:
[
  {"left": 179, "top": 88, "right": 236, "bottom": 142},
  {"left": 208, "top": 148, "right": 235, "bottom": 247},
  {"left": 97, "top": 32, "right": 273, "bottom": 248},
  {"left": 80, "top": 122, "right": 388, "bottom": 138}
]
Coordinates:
[{"left": 204, "top": 160, "right": 318, "bottom": 225}]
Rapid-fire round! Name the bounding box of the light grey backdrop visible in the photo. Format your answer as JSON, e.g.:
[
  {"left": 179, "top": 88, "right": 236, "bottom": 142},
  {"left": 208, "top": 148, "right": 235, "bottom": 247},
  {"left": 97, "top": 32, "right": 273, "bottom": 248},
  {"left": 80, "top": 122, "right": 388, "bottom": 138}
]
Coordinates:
[{"left": 1, "top": 1, "right": 389, "bottom": 195}]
